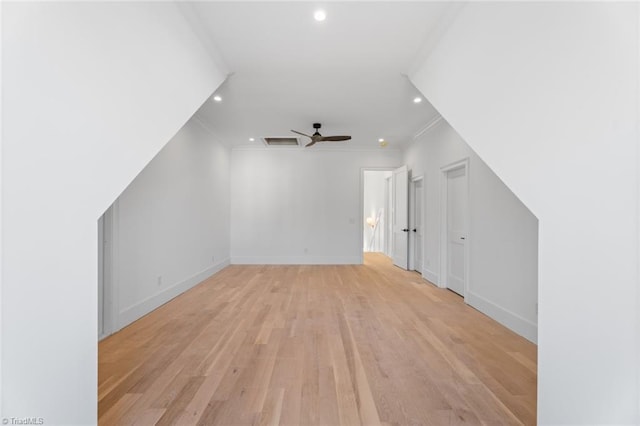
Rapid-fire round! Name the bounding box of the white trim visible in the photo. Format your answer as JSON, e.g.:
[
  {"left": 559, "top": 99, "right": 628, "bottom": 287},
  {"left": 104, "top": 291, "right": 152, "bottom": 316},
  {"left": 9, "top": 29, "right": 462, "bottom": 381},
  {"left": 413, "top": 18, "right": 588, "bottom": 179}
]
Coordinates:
[
  {"left": 192, "top": 113, "right": 226, "bottom": 144},
  {"left": 422, "top": 268, "right": 439, "bottom": 286},
  {"left": 231, "top": 256, "right": 360, "bottom": 265},
  {"left": 118, "top": 258, "right": 230, "bottom": 329},
  {"left": 413, "top": 114, "right": 443, "bottom": 140},
  {"left": 439, "top": 158, "right": 470, "bottom": 299},
  {"left": 466, "top": 291, "right": 538, "bottom": 344}
]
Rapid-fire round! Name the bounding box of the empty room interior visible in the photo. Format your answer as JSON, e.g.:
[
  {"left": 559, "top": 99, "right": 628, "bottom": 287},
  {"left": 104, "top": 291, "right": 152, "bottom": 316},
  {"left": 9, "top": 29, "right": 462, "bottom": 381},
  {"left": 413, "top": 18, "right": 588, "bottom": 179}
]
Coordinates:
[{"left": 2, "top": 1, "right": 640, "bottom": 425}]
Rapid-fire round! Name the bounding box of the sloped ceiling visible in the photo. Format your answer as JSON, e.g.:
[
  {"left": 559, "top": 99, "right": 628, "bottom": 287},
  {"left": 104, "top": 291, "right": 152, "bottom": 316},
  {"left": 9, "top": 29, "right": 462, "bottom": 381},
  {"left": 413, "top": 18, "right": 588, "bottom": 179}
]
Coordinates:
[{"left": 186, "top": 2, "right": 455, "bottom": 149}]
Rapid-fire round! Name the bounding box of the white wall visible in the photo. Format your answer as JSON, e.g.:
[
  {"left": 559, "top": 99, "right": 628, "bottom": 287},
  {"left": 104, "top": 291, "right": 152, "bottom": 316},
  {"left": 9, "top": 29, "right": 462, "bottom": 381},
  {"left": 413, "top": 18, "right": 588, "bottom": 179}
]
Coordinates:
[
  {"left": 230, "top": 148, "right": 401, "bottom": 264},
  {"left": 404, "top": 119, "right": 538, "bottom": 342},
  {"left": 2, "top": 3, "right": 225, "bottom": 423},
  {"left": 363, "top": 171, "right": 390, "bottom": 252},
  {"left": 109, "top": 117, "right": 230, "bottom": 330},
  {"left": 409, "top": 2, "right": 639, "bottom": 423},
  {"left": 0, "top": 1, "right": 4, "bottom": 413}
]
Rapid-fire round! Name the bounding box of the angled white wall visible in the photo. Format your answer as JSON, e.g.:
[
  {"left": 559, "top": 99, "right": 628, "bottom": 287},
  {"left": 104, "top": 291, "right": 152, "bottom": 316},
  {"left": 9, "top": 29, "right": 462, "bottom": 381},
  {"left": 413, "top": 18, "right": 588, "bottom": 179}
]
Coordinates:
[
  {"left": 2, "top": 3, "right": 226, "bottom": 423},
  {"left": 410, "top": 2, "right": 639, "bottom": 423},
  {"left": 404, "top": 119, "right": 538, "bottom": 343},
  {"left": 109, "top": 117, "right": 230, "bottom": 331},
  {"left": 230, "top": 148, "right": 401, "bottom": 264}
]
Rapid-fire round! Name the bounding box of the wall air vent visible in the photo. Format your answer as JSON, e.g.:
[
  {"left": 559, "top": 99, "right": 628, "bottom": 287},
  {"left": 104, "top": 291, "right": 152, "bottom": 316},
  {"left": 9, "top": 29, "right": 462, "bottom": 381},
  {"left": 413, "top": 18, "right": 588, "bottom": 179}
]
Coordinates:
[{"left": 263, "top": 137, "right": 299, "bottom": 146}]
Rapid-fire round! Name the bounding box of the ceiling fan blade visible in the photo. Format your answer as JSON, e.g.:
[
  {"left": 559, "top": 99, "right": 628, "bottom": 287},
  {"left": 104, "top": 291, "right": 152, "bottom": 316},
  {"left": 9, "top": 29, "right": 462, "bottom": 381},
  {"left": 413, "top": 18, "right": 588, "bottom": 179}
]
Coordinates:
[
  {"left": 291, "top": 130, "right": 312, "bottom": 138},
  {"left": 319, "top": 136, "right": 351, "bottom": 142},
  {"left": 305, "top": 140, "right": 317, "bottom": 147}
]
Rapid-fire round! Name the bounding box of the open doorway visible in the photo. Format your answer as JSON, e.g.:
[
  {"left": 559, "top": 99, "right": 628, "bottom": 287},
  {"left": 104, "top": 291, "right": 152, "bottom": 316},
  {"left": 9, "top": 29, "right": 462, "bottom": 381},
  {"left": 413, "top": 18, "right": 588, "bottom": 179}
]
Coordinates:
[{"left": 362, "top": 170, "right": 393, "bottom": 258}]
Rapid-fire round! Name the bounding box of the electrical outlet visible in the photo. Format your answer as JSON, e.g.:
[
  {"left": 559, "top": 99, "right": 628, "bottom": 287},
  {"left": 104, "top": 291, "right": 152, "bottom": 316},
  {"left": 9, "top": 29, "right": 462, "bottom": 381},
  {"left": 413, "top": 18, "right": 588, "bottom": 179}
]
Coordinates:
[{"left": 157, "top": 276, "right": 162, "bottom": 286}]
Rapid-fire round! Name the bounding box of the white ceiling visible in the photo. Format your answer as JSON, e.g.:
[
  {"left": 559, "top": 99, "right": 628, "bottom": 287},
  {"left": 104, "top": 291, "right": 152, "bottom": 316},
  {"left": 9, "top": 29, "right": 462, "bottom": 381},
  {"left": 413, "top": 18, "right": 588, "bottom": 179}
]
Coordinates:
[{"left": 187, "top": 2, "right": 452, "bottom": 149}]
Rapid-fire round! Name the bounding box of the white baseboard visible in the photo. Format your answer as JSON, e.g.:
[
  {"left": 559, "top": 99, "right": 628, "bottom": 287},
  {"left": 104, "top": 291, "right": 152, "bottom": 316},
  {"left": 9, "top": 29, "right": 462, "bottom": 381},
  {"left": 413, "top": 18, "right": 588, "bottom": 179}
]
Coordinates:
[
  {"left": 422, "top": 268, "right": 439, "bottom": 286},
  {"left": 466, "top": 291, "right": 537, "bottom": 344},
  {"left": 118, "top": 258, "right": 230, "bottom": 329},
  {"left": 231, "top": 256, "right": 361, "bottom": 265}
]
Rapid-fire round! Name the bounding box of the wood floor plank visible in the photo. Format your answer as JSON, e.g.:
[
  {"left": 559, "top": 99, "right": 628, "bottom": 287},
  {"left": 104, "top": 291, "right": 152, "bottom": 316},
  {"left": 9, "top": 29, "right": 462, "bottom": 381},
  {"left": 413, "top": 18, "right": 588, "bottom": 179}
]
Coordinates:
[
  {"left": 99, "top": 253, "right": 536, "bottom": 425},
  {"left": 131, "top": 408, "right": 166, "bottom": 426},
  {"left": 258, "top": 387, "right": 285, "bottom": 426}
]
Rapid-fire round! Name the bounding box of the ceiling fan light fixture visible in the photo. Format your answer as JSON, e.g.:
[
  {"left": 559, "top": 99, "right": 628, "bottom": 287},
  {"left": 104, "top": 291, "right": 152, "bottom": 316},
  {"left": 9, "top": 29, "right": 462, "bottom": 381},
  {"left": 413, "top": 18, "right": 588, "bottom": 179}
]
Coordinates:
[
  {"left": 291, "top": 123, "right": 351, "bottom": 147},
  {"left": 314, "top": 10, "right": 326, "bottom": 22}
]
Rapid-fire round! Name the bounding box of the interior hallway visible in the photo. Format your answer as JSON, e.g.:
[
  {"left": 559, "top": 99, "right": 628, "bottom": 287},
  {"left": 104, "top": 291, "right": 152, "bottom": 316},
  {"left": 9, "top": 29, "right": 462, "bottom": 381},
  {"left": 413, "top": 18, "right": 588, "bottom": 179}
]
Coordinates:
[{"left": 98, "top": 253, "right": 536, "bottom": 425}]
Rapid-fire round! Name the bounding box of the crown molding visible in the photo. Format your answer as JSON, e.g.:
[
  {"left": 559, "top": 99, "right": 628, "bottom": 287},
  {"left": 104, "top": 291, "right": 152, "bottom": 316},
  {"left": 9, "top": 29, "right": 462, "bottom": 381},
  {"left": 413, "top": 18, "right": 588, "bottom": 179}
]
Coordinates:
[
  {"left": 413, "top": 114, "right": 443, "bottom": 140},
  {"left": 192, "top": 113, "right": 227, "bottom": 145}
]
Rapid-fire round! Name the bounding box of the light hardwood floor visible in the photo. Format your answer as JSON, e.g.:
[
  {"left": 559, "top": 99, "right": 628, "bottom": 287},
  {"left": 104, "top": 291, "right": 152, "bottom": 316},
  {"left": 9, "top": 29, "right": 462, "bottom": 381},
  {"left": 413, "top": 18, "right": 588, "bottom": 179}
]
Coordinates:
[{"left": 99, "top": 253, "right": 537, "bottom": 425}]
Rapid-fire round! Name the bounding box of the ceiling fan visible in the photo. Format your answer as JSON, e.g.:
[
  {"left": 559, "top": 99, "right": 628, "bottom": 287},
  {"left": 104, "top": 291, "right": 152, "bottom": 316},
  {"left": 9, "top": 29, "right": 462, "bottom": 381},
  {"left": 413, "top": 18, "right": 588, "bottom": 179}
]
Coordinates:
[{"left": 291, "top": 123, "right": 351, "bottom": 147}]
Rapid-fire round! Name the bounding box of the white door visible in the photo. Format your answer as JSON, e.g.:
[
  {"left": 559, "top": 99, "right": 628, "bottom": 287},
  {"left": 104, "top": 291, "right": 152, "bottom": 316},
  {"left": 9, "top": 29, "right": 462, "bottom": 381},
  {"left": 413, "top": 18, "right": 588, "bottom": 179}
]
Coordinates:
[
  {"left": 447, "top": 167, "right": 467, "bottom": 295},
  {"left": 392, "top": 165, "right": 409, "bottom": 269},
  {"left": 385, "top": 176, "right": 392, "bottom": 257},
  {"left": 411, "top": 179, "right": 423, "bottom": 272}
]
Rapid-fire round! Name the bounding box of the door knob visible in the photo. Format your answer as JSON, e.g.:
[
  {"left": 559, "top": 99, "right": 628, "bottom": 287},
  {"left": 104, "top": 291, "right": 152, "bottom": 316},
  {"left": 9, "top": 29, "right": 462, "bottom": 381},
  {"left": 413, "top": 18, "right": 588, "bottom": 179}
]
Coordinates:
[
  {"left": 412, "top": 229, "right": 417, "bottom": 232},
  {"left": 460, "top": 237, "right": 465, "bottom": 240},
  {"left": 402, "top": 228, "right": 409, "bottom": 232}
]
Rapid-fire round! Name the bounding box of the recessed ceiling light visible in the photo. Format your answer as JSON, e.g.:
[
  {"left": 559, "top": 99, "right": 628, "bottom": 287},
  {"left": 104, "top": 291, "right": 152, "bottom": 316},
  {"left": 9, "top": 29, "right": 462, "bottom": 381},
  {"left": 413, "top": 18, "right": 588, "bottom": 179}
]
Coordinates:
[
  {"left": 413, "top": 97, "right": 422, "bottom": 104},
  {"left": 213, "top": 95, "right": 222, "bottom": 102},
  {"left": 249, "top": 138, "right": 255, "bottom": 142},
  {"left": 378, "top": 138, "right": 385, "bottom": 143},
  {"left": 314, "top": 10, "right": 326, "bottom": 21}
]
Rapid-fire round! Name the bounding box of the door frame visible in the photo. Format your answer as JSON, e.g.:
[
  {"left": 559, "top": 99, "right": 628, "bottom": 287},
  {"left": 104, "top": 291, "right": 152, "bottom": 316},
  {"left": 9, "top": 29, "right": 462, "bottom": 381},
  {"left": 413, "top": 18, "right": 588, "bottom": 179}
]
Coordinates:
[
  {"left": 408, "top": 175, "right": 424, "bottom": 272},
  {"left": 439, "top": 158, "right": 470, "bottom": 299},
  {"left": 359, "top": 167, "right": 398, "bottom": 264}
]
